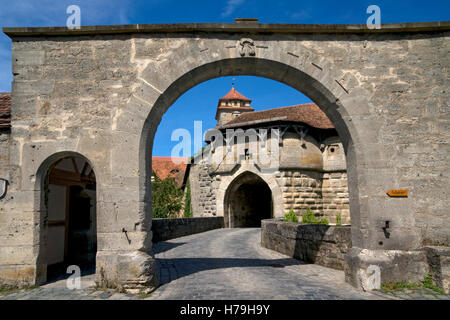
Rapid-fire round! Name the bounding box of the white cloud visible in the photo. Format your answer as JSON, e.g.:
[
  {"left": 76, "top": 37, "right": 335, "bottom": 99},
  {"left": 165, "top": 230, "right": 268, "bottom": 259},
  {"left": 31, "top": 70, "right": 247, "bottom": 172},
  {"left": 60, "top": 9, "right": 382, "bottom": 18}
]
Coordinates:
[{"left": 221, "top": 0, "right": 245, "bottom": 18}]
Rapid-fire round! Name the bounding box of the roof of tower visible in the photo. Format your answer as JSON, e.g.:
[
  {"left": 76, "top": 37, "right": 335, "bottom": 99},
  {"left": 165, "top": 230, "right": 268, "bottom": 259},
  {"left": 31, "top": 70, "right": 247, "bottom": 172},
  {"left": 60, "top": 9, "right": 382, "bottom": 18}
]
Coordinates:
[
  {"left": 219, "top": 88, "right": 252, "bottom": 102},
  {"left": 215, "top": 87, "right": 254, "bottom": 120},
  {"left": 219, "top": 103, "right": 335, "bottom": 130}
]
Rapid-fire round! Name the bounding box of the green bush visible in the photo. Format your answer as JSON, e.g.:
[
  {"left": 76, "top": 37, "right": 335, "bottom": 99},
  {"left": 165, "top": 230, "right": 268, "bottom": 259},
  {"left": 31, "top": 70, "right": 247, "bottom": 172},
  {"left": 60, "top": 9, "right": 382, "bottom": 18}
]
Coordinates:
[
  {"left": 284, "top": 209, "right": 298, "bottom": 223},
  {"left": 336, "top": 214, "right": 342, "bottom": 226},
  {"left": 301, "top": 207, "right": 329, "bottom": 225},
  {"left": 302, "top": 207, "right": 318, "bottom": 224},
  {"left": 152, "top": 172, "right": 183, "bottom": 218}
]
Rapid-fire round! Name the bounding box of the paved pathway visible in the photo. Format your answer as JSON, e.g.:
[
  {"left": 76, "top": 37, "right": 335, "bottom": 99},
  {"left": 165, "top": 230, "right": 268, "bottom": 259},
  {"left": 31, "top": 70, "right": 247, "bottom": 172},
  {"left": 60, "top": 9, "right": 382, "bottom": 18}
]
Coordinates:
[
  {"left": 1, "top": 228, "right": 446, "bottom": 300},
  {"left": 151, "top": 228, "right": 379, "bottom": 300}
]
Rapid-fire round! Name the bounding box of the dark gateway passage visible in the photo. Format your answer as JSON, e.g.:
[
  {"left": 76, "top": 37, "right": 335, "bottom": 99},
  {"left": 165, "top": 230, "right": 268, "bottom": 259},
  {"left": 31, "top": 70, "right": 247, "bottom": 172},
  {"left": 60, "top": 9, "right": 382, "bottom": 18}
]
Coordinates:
[{"left": 225, "top": 172, "right": 272, "bottom": 227}]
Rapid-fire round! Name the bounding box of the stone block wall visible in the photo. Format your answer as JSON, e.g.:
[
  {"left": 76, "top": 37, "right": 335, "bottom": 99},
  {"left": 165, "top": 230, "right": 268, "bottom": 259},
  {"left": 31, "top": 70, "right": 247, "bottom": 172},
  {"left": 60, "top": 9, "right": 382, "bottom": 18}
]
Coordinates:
[
  {"left": 151, "top": 217, "right": 224, "bottom": 242},
  {"left": 321, "top": 172, "right": 350, "bottom": 224},
  {"left": 278, "top": 170, "right": 323, "bottom": 215},
  {"left": 189, "top": 160, "right": 218, "bottom": 217},
  {"left": 261, "top": 219, "right": 352, "bottom": 270}
]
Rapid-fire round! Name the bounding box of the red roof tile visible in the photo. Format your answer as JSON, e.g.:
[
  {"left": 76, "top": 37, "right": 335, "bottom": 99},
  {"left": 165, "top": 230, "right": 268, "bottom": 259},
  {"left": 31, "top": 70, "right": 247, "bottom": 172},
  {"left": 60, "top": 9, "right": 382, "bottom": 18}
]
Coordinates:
[
  {"left": 219, "top": 88, "right": 251, "bottom": 102},
  {"left": 152, "top": 157, "right": 189, "bottom": 188},
  {"left": 220, "top": 103, "right": 335, "bottom": 130},
  {"left": 0, "top": 92, "right": 11, "bottom": 130}
]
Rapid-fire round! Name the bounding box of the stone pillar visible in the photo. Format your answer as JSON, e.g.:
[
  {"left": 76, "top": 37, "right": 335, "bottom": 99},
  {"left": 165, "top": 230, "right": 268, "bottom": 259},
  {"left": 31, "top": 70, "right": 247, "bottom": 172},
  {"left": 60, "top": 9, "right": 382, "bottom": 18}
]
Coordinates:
[
  {"left": 94, "top": 117, "right": 159, "bottom": 292},
  {"left": 95, "top": 189, "right": 158, "bottom": 292}
]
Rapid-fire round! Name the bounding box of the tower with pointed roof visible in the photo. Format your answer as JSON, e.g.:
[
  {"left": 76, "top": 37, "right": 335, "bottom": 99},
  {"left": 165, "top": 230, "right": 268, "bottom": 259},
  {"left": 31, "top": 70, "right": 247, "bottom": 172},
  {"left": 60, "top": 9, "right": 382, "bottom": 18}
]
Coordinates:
[{"left": 215, "top": 87, "right": 254, "bottom": 127}]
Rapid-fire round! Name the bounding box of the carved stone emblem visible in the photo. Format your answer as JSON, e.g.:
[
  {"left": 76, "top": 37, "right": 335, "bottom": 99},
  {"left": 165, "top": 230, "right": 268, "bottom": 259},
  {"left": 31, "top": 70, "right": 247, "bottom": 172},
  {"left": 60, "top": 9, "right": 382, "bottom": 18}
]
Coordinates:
[{"left": 237, "top": 38, "right": 255, "bottom": 57}]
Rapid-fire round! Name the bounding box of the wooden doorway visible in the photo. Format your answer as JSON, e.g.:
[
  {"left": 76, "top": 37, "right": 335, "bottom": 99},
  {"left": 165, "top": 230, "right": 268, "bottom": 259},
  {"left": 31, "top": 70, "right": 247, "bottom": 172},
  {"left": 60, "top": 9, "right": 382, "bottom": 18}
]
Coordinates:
[{"left": 46, "top": 156, "right": 96, "bottom": 281}]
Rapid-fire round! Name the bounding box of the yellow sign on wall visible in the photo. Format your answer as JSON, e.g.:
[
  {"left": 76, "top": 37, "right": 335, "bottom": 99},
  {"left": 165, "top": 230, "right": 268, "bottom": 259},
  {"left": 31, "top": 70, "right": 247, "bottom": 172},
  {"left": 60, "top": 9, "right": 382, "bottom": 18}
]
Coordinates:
[{"left": 387, "top": 190, "right": 408, "bottom": 197}]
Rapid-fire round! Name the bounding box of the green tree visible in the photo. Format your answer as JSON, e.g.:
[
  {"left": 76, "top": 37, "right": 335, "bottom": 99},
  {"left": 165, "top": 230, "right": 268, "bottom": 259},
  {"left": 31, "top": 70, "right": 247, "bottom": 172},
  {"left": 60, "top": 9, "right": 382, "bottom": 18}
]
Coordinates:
[{"left": 151, "top": 171, "right": 183, "bottom": 218}]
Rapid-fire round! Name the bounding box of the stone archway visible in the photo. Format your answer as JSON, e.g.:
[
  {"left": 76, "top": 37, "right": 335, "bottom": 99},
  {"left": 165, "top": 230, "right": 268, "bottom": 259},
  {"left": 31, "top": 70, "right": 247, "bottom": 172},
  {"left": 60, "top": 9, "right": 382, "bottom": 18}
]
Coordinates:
[
  {"left": 135, "top": 50, "right": 381, "bottom": 291},
  {"left": 35, "top": 152, "right": 97, "bottom": 284},
  {"left": 224, "top": 171, "right": 273, "bottom": 228},
  {"left": 138, "top": 54, "right": 371, "bottom": 244},
  {"left": 216, "top": 166, "right": 285, "bottom": 221}
]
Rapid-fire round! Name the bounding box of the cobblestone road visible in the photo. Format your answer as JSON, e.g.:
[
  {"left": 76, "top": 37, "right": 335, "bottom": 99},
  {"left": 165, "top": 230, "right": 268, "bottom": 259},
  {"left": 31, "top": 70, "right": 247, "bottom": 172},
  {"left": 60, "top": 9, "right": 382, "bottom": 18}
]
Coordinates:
[
  {"left": 151, "top": 228, "right": 379, "bottom": 300},
  {"left": 1, "top": 228, "right": 446, "bottom": 300}
]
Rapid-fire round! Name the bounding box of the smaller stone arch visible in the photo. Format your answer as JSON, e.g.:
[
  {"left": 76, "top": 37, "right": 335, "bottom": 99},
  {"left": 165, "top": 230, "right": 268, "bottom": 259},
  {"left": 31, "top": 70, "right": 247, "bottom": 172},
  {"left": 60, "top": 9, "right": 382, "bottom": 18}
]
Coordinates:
[
  {"left": 216, "top": 166, "right": 284, "bottom": 227},
  {"left": 34, "top": 151, "right": 97, "bottom": 284}
]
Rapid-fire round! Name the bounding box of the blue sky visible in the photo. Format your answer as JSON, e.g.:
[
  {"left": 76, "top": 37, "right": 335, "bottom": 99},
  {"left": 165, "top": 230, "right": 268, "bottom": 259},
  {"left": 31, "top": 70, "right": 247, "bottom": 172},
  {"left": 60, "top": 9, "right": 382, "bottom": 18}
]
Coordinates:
[{"left": 0, "top": 0, "right": 448, "bottom": 155}]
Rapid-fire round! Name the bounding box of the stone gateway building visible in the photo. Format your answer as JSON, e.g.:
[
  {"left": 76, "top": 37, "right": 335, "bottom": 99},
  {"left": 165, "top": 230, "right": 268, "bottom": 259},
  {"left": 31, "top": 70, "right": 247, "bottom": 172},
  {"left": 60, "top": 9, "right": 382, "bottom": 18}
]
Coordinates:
[
  {"left": 0, "top": 20, "right": 449, "bottom": 293},
  {"left": 189, "top": 87, "right": 351, "bottom": 226}
]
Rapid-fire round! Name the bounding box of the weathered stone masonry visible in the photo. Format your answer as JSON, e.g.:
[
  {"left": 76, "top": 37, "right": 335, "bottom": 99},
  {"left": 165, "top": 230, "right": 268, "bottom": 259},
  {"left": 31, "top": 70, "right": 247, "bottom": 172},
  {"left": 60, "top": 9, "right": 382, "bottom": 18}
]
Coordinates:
[{"left": 0, "top": 21, "right": 448, "bottom": 291}]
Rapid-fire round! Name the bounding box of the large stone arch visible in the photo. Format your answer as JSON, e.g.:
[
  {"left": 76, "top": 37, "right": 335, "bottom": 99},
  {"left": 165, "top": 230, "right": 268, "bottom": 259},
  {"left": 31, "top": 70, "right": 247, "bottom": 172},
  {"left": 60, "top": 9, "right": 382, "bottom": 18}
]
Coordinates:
[
  {"left": 135, "top": 41, "right": 381, "bottom": 250},
  {"left": 216, "top": 167, "right": 284, "bottom": 224},
  {"left": 130, "top": 39, "right": 421, "bottom": 290}
]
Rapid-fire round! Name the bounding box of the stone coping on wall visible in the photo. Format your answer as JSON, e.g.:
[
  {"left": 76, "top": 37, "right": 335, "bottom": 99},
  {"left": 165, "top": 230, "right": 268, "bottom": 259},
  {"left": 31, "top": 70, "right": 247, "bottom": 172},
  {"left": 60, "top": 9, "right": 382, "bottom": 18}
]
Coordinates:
[
  {"left": 261, "top": 218, "right": 352, "bottom": 270},
  {"left": 151, "top": 216, "right": 224, "bottom": 242},
  {"left": 3, "top": 20, "right": 450, "bottom": 37}
]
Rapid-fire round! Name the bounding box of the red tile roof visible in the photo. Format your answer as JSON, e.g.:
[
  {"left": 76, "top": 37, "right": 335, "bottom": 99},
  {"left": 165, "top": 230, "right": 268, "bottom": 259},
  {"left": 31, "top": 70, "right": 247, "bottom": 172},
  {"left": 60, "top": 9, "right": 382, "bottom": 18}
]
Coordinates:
[
  {"left": 152, "top": 157, "right": 189, "bottom": 188},
  {"left": 0, "top": 93, "right": 11, "bottom": 130},
  {"left": 219, "top": 88, "right": 251, "bottom": 102},
  {"left": 219, "top": 103, "right": 335, "bottom": 130}
]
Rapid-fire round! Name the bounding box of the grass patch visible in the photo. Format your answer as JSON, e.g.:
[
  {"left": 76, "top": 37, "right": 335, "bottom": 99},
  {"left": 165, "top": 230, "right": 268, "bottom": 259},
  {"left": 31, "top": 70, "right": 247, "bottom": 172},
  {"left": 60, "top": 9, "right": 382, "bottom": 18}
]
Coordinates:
[
  {"left": 0, "top": 285, "right": 18, "bottom": 295},
  {"left": 381, "top": 282, "right": 420, "bottom": 292},
  {"left": 422, "top": 273, "right": 445, "bottom": 295},
  {"left": 380, "top": 273, "right": 446, "bottom": 296},
  {"left": 138, "top": 289, "right": 153, "bottom": 299},
  {"left": 0, "top": 284, "right": 38, "bottom": 296}
]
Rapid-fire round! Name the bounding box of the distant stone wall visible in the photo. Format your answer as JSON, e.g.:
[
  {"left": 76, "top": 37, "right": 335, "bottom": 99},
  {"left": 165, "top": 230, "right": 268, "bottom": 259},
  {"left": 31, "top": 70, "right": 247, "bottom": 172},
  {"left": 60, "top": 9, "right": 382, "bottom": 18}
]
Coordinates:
[
  {"left": 151, "top": 217, "right": 224, "bottom": 242},
  {"left": 261, "top": 219, "right": 352, "bottom": 270},
  {"left": 321, "top": 172, "right": 350, "bottom": 224},
  {"left": 189, "top": 130, "right": 350, "bottom": 222},
  {"left": 189, "top": 162, "right": 218, "bottom": 217},
  {"left": 278, "top": 170, "right": 323, "bottom": 216},
  {"left": 275, "top": 169, "right": 350, "bottom": 223},
  {"left": 191, "top": 163, "right": 351, "bottom": 224}
]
